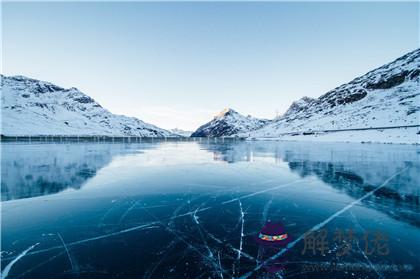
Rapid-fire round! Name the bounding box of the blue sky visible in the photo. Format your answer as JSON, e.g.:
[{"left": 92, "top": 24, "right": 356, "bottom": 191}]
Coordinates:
[{"left": 2, "top": 1, "right": 419, "bottom": 130}]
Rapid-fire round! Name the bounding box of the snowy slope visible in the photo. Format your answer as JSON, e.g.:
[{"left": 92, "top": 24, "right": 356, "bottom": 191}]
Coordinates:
[
  {"left": 191, "top": 108, "right": 270, "bottom": 137},
  {"left": 1, "top": 75, "right": 175, "bottom": 137},
  {"left": 247, "top": 49, "right": 420, "bottom": 140}
]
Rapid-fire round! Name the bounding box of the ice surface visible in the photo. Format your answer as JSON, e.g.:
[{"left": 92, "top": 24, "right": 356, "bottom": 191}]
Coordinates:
[{"left": 1, "top": 140, "right": 419, "bottom": 278}]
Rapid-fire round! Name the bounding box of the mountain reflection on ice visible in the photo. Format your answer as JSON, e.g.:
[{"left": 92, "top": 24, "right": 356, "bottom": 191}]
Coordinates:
[
  {"left": 1, "top": 140, "right": 419, "bottom": 278},
  {"left": 202, "top": 141, "right": 420, "bottom": 228},
  {"left": 1, "top": 142, "right": 157, "bottom": 201}
]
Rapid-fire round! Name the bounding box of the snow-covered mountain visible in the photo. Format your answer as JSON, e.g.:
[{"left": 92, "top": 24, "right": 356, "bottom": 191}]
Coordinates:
[
  {"left": 1, "top": 75, "right": 175, "bottom": 137},
  {"left": 282, "top": 96, "right": 315, "bottom": 118},
  {"left": 246, "top": 48, "right": 420, "bottom": 142},
  {"left": 191, "top": 108, "right": 270, "bottom": 137},
  {"left": 170, "top": 128, "right": 193, "bottom": 137}
]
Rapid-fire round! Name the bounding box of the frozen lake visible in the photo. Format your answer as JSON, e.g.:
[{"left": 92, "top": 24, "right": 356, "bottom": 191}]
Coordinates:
[{"left": 1, "top": 140, "right": 419, "bottom": 278}]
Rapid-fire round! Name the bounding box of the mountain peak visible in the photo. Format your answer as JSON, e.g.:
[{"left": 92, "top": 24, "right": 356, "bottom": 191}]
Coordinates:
[
  {"left": 283, "top": 96, "right": 315, "bottom": 117},
  {"left": 192, "top": 109, "right": 269, "bottom": 137},
  {"left": 215, "top": 108, "right": 237, "bottom": 119}
]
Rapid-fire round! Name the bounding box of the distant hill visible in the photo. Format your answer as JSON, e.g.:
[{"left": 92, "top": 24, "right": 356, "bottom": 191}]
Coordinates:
[{"left": 170, "top": 128, "right": 193, "bottom": 137}]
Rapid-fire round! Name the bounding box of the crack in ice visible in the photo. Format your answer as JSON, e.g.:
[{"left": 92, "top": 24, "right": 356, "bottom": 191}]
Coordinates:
[
  {"left": 191, "top": 207, "right": 214, "bottom": 259},
  {"left": 118, "top": 200, "right": 141, "bottom": 224},
  {"left": 193, "top": 206, "right": 200, "bottom": 225},
  {"left": 143, "top": 239, "right": 179, "bottom": 279},
  {"left": 56, "top": 233, "right": 78, "bottom": 274},
  {"left": 217, "top": 252, "right": 224, "bottom": 279},
  {"left": 14, "top": 251, "right": 67, "bottom": 278},
  {"left": 222, "top": 179, "right": 309, "bottom": 205},
  {"left": 1, "top": 243, "right": 39, "bottom": 279},
  {"left": 237, "top": 200, "right": 245, "bottom": 261},
  {"left": 141, "top": 207, "right": 224, "bottom": 277},
  {"left": 261, "top": 198, "right": 273, "bottom": 224},
  {"left": 350, "top": 210, "right": 384, "bottom": 279}
]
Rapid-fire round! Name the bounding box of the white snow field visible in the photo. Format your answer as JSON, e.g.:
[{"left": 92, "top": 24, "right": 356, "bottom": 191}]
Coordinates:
[{"left": 250, "top": 127, "right": 419, "bottom": 145}]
